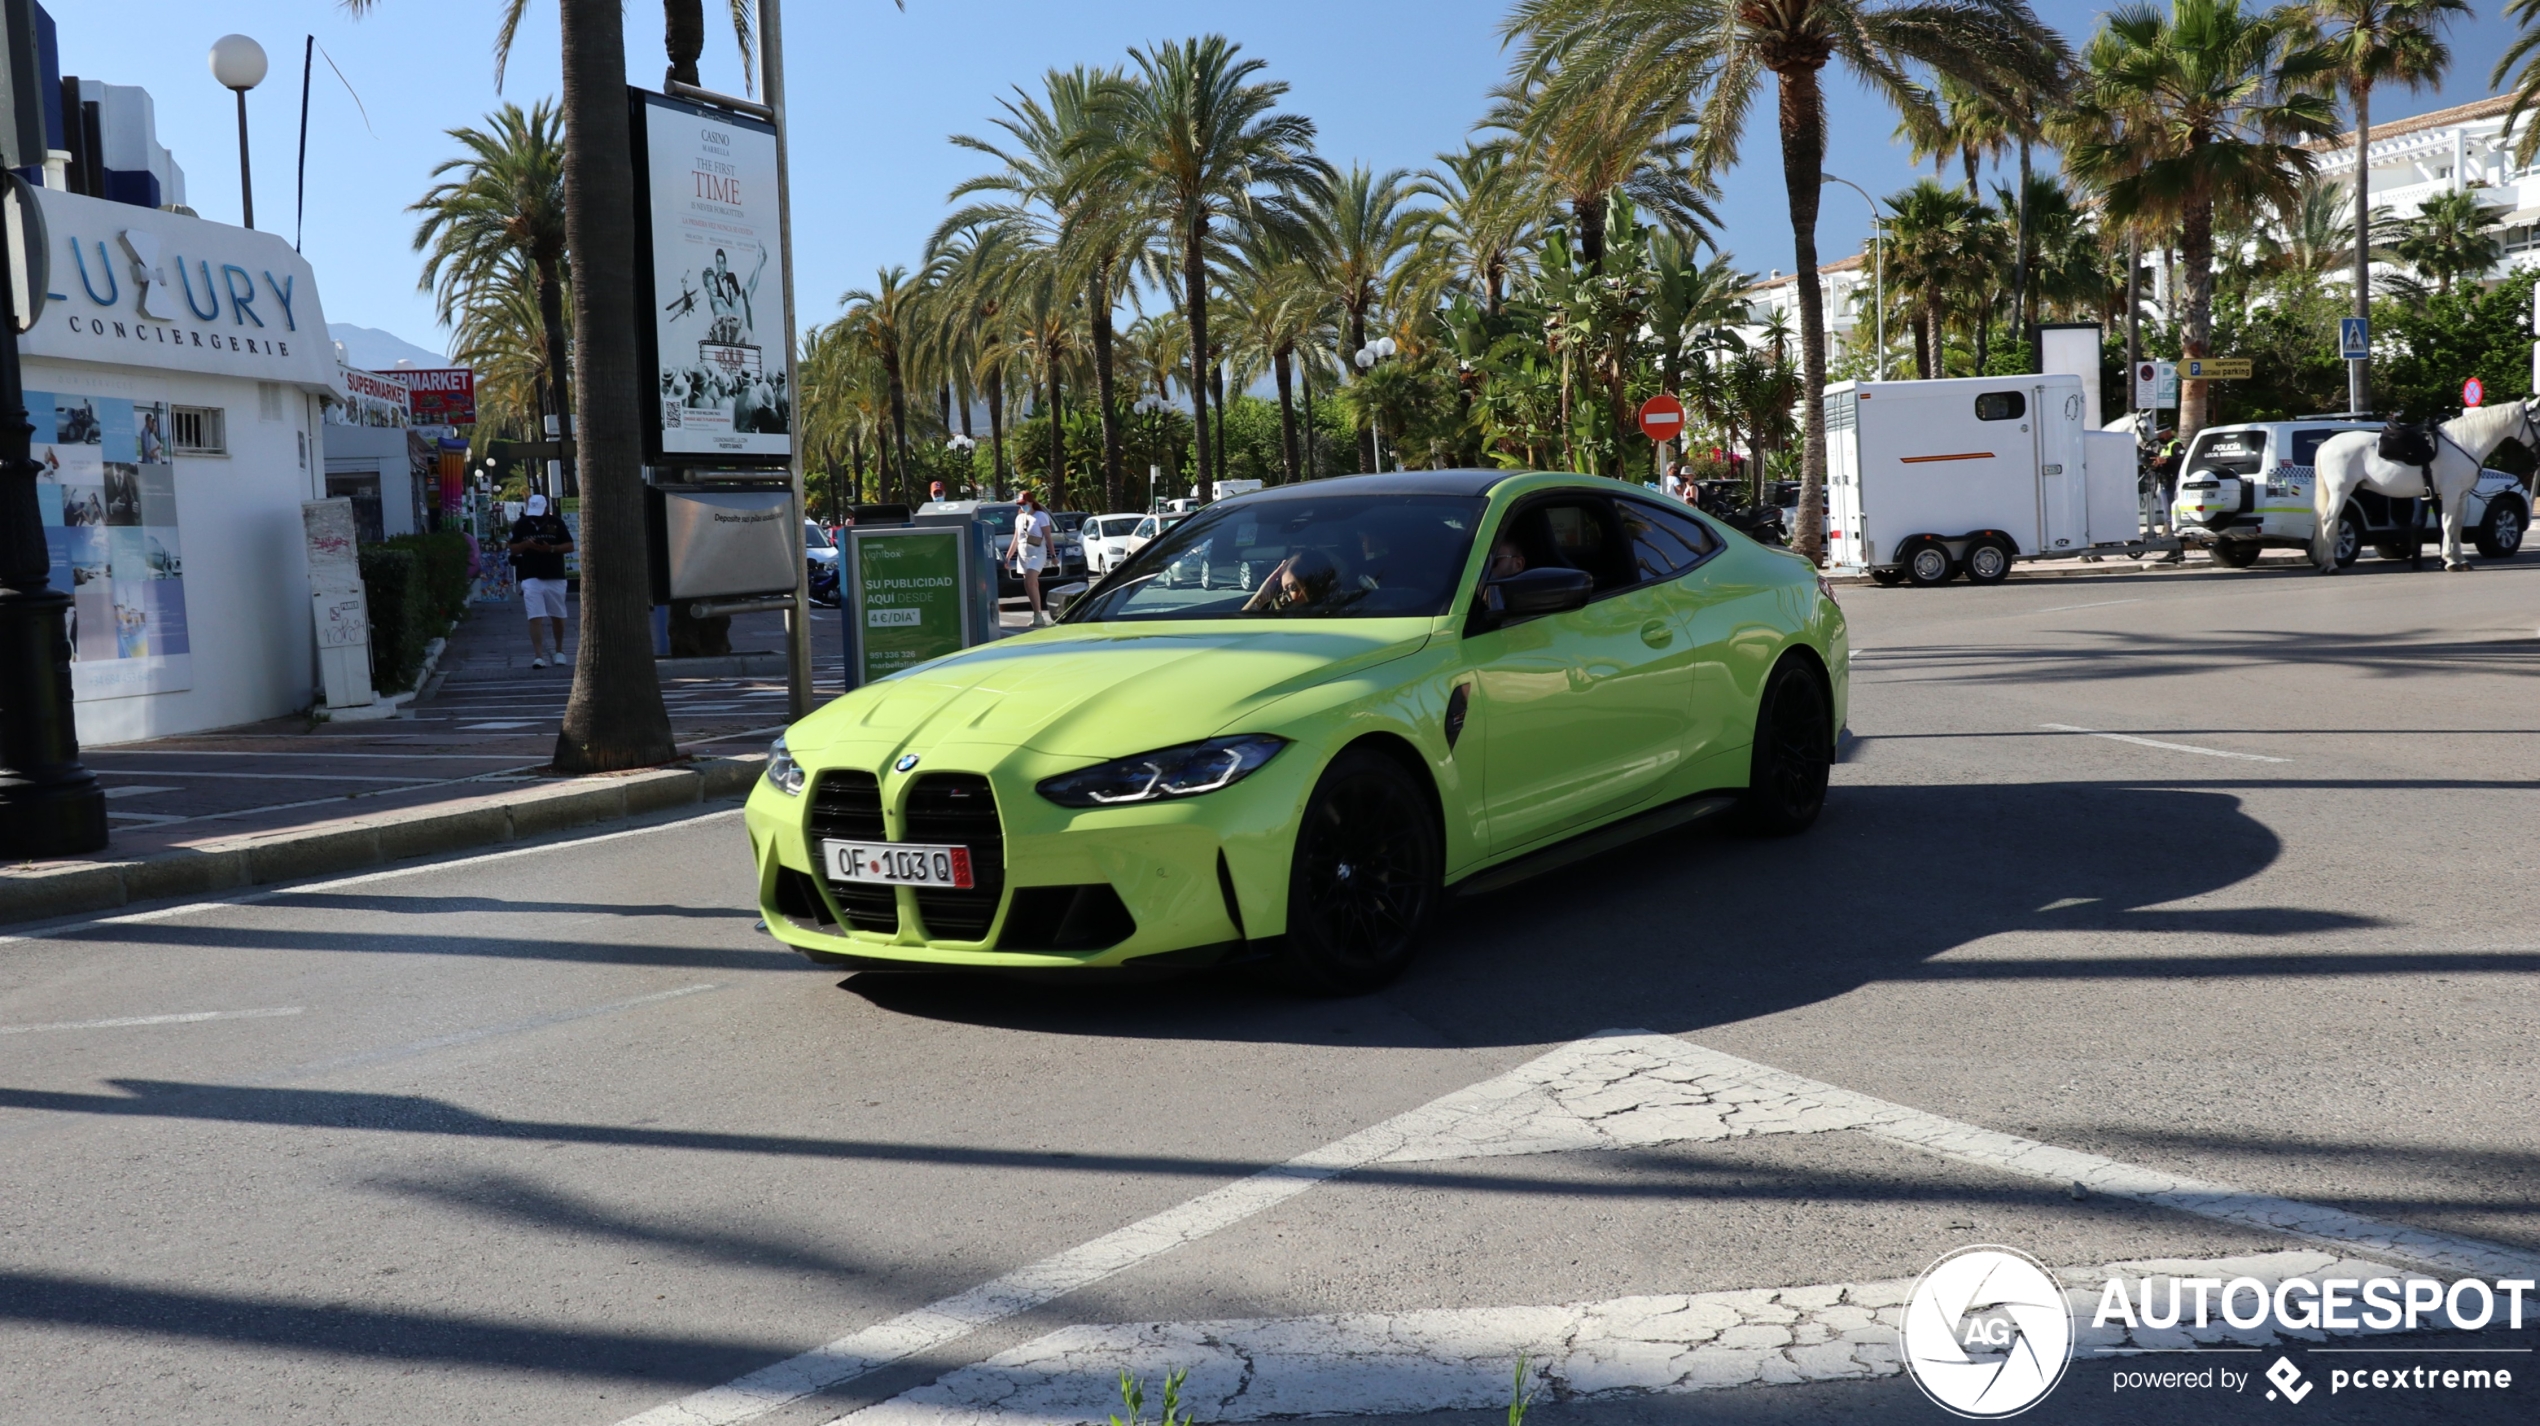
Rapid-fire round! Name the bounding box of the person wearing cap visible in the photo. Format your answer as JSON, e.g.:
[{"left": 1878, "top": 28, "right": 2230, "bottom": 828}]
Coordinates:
[{"left": 507, "top": 493, "right": 576, "bottom": 669}]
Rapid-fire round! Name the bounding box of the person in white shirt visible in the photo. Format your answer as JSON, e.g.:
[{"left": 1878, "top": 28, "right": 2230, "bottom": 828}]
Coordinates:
[{"left": 1010, "top": 489, "right": 1054, "bottom": 625}]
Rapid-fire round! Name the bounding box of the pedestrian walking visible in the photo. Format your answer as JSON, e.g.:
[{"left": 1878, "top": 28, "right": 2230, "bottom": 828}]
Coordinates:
[
  {"left": 1010, "top": 488, "right": 1053, "bottom": 625},
  {"left": 508, "top": 493, "right": 575, "bottom": 668}
]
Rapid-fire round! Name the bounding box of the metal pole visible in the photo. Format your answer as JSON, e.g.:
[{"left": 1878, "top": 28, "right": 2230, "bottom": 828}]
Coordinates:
[
  {"left": 762, "top": 0, "right": 813, "bottom": 719},
  {"left": 0, "top": 176, "right": 107, "bottom": 855},
  {"left": 1822, "top": 175, "right": 1881, "bottom": 378},
  {"left": 234, "top": 89, "right": 254, "bottom": 229}
]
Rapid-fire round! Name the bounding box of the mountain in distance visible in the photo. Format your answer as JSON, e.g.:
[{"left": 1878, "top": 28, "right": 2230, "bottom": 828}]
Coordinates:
[{"left": 327, "top": 323, "right": 451, "bottom": 372}]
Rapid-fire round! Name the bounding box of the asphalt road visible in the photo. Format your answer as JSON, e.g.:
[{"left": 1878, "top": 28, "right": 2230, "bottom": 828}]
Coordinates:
[{"left": 3, "top": 553, "right": 2536, "bottom": 1426}]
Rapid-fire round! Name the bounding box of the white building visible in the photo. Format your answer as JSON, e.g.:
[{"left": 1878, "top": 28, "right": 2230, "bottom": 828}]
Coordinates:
[
  {"left": 2311, "top": 94, "right": 2539, "bottom": 275},
  {"left": 26, "top": 187, "right": 347, "bottom": 744},
  {"left": 1745, "top": 254, "right": 1874, "bottom": 355}
]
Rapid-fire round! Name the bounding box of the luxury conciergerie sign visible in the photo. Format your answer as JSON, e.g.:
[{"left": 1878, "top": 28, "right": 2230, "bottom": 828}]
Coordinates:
[
  {"left": 24, "top": 188, "right": 341, "bottom": 395},
  {"left": 631, "top": 88, "right": 792, "bottom": 464}
]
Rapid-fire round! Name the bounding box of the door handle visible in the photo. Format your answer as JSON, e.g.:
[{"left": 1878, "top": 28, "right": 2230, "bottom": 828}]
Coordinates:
[{"left": 1639, "top": 619, "right": 1672, "bottom": 648}]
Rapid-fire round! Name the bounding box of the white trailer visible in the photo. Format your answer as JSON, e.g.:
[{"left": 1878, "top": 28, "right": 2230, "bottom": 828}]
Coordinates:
[{"left": 1823, "top": 374, "right": 2160, "bottom": 585}]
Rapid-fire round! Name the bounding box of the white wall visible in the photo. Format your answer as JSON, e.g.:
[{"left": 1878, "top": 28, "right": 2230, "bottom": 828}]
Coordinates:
[
  {"left": 321, "top": 424, "right": 421, "bottom": 539},
  {"left": 34, "top": 357, "right": 326, "bottom": 746}
]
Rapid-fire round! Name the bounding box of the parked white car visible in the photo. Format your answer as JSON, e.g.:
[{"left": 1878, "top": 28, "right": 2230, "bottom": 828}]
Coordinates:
[{"left": 1082, "top": 512, "right": 1159, "bottom": 575}]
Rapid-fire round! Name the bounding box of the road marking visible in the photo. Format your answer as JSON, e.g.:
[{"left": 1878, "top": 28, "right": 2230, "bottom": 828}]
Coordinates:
[
  {"left": 0, "top": 1006, "right": 303, "bottom": 1036},
  {"left": 842, "top": 1250, "right": 2414, "bottom": 1425},
  {"left": 2036, "top": 598, "right": 2140, "bottom": 613},
  {"left": 0, "top": 807, "right": 747, "bottom": 948},
  {"left": 460, "top": 721, "right": 543, "bottom": 731},
  {"left": 619, "top": 1033, "right": 2539, "bottom": 1426},
  {"left": 2041, "top": 723, "right": 2290, "bottom": 763},
  {"left": 97, "top": 769, "right": 444, "bottom": 784},
  {"left": 100, "top": 786, "right": 180, "bottom": 799}
]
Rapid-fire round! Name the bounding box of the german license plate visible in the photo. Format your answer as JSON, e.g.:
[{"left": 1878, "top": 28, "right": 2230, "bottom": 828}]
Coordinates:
[{"left": 822, "top": 840, "right": 975, "bottom": 889}]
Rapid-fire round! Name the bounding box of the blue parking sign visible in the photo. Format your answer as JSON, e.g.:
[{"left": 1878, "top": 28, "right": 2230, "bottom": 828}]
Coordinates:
[{"left": 2340, "top": 317, "right": 2370, "bottom": 360}]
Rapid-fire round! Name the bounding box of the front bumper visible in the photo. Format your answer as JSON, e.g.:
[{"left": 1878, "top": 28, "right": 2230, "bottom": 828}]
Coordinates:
[{"left": 743, "top": 743, "right": 1310, "bottom": 970}]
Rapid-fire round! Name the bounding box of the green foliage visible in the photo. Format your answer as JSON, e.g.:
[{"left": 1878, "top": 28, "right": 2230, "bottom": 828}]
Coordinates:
[
  {"left": 2376, "top": 267, "right": 2539, "bottom": 425},
  {"left": 1107, "top": 1370, "right": 1193, "bottom": 1426},
  {"left": 382, "top": 530, "right": 475, "bottom": 627},
  {"left": 356, "top": 546, "right": 432, "bottom": 695},
  {"left": 1508, "top": 1354, "right": 1538, "bottom": 1426}
]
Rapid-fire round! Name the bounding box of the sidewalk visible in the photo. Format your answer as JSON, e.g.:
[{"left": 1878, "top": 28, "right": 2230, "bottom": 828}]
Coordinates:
[{"left": 0, "top": 594, "right": 850, "bottom": 925}]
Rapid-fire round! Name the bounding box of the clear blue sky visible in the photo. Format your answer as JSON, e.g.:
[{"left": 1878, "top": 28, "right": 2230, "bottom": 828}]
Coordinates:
[{"left": 65, "top": 1, "right": 2534, "bottom": 358}]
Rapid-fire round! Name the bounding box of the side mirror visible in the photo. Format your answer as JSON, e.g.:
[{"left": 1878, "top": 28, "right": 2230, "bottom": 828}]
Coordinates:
[{"left": 1484, "top": 566, "right": 1595, "bottom": 620}]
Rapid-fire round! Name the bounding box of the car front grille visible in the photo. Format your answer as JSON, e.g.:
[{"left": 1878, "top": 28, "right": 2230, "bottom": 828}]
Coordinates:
[
  {"left": 804, "top": 769, "right": 897, "bottom": 933},
  {"left": 902, "top": 773, "right": 1005, "bottom": 942}
]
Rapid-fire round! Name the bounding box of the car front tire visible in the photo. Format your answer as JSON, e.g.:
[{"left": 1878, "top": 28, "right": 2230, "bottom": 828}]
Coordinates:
[
  {"left": 1273, "top": 747, "right": 1441, "bottom": 995},
  {"left": 1739, "top": 658, "right": 1832, "bottom": 837},
  {"left": 2477, "top": 498, "right": 2526, "bottom": 559}
]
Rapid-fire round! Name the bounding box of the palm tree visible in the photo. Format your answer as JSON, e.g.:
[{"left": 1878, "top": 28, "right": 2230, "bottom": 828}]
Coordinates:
[
  {"left": 2064, "top": 0, "right": 2337, "bottom": 442},
  {"left": 1098, "top": 36, "right": 1332, "bottom": 494},
  {"left": 2309, "top": 0, "right": 2465, "bottom": 412},
  {"left": 2392, "top": 188, "right": 2502, "bottom": 294},
  {"left": 839, "top": 266, "right": 926, "bottom": 503},
  {"left": 448, "top": 256, "right": 561, "bottom": 443},
  {"left": 1225, "top": 246, "right": 1332, "bottom": 484},
  {"left": 1882, "top": 180, "right": 1988, "bottom": 377},
  {"left": 1486, "top": 65, "right": 1716, "bottom": 272},
  {"left": 943, "top": 67, "right": 1147, "bottom": 511},
  {"left": 1307, "top": 166, "right": 1431, "bottom": 472},
  {"left": 411, "top": 101, "right": 572, "bottom": 454},
  {"left": 1503, "top": 0, "right": 2064, "bottom": 563},
  {"left": 1409, "top": 143, "right": 1547, "bottom": 318}
]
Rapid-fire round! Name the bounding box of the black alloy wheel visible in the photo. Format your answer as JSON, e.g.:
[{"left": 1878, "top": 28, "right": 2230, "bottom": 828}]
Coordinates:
[
  {"left": 2212, "top": 539, "right": 2264, "bottom": 568},
  {"left": 1740, "top": 659, "right": 1833, "bottom": 836},
  {"left": 1276, "top": 748, "right": 1442, "bottom": 995}
]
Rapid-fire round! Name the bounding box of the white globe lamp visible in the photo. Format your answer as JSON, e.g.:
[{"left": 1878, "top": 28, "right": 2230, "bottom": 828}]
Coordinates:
[{"left": 209, "top": 35, "right": 267, "bottom": 228}]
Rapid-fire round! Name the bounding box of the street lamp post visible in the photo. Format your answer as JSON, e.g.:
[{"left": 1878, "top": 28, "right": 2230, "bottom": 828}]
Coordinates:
[
  {"left": 1821, "top": 174, "right": 1884, "bottom": 380},
  {"left": 0, "top": 171, "right": 106, "bottom": 855},
  {"left": 1352, "top": 336, "right": 1397, "bottom": 471},
  {"left": 210, "top": 35, "right": 267, "bottom": 230}
]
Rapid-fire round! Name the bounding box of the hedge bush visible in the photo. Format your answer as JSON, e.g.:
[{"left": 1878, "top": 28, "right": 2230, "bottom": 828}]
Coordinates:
[
  {"left": 357, "top": 545, "right": 431, "bottom": 694},
  {"left": 382, "top": 529, "right": 473, "bottom": 625}
]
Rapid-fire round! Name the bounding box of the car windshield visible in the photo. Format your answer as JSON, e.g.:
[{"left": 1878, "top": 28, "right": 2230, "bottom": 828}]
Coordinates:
[
  {"left": 1071, "top": 494, "right": 1486, "bottom": 622},
  {"left": 972, "top": 506, "right": 1017, "bottom": 534},
  {"left": 803, "top": 523, "right": 832, "bottom": 550}
]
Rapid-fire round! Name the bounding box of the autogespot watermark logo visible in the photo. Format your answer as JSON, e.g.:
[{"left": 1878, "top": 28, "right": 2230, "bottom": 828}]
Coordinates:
[{"left": 1902, "top": 1246, "right": 2075, "bottom": 1418}]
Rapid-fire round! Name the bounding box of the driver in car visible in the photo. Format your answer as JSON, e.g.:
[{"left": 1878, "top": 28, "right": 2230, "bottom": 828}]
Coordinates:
[{"left": 1241, "top": 548, "right": 1341, "bottom": 613}]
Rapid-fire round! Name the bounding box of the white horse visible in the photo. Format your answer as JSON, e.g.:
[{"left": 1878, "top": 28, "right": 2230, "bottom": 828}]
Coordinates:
[{"left": 2311, "top": 399, "right": 2540, "bottom": 572}]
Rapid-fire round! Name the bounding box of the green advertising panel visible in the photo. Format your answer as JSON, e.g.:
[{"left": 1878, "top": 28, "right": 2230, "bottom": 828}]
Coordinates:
[{"left": 853, "top": 528, "right": 968, "bottom": 684}]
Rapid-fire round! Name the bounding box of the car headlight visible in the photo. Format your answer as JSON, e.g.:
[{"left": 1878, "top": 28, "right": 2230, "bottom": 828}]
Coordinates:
[
  {"left": 1036, "top": 734, "right": 1288, "bottom": 808},
  {"left": 765, "top": 735, "right": 807, "bottom": 796}
]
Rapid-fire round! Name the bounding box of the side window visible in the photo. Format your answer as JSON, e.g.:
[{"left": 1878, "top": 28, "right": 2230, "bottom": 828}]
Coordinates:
[
  {"left": 1975, "top": 391, "right": 2028, "bottom": 421},
  {"left": 1136, "top": 517, "right": 1157, "bottom": 538},
  {"left": 1486, "top": 499, "right": 1634, "bottom": 591},
  {"left": 1617, "top": 498, "right": 1721, "bottom": 581},
  {"left": 2287, "top": 429, "right": 2340, "bottom": 467}
]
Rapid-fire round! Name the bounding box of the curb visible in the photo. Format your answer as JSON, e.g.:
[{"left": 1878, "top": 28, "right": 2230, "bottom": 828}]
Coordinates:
[{"left": 0, "top": 753, "right": 768, "bottom": 929}]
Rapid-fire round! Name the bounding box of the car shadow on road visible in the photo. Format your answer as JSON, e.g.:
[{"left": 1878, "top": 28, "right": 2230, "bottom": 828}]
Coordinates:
[{"left": 846, "top": 782, "right": 2411, "bottom": 1049}]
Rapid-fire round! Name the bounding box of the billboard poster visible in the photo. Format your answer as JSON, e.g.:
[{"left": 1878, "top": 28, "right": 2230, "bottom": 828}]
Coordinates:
[
  {"left": 851, "top": 527, "right": 965, "bottom": 685},
  {"left": 32, "top": 389, "right": 191, "bottom": 701},
  {"left": 399, "top": 368, "right": 477, "bottom": 425},
  {"left": 633, "top": 89, "right": 792, "bottom": 464}
]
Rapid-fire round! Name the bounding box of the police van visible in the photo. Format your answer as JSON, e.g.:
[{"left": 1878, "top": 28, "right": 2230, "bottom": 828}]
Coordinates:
[{"left": 2171, "top": 417, "right": 2529, "bottom": 566}]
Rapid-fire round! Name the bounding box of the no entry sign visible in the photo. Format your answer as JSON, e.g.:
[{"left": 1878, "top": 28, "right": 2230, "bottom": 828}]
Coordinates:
[{"left": 1638, "top": 393, "right": 1686, "bottom": 441}]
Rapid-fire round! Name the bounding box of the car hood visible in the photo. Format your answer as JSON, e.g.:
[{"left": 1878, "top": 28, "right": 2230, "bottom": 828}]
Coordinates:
[{"left": 789, "top": 619, "right": 1433, "bottom": 760}]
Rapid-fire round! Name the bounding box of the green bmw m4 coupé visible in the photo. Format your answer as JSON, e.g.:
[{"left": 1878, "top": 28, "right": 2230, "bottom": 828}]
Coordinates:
[{"left": 745, "top": 470, "right": 1847, "bottom": 993}]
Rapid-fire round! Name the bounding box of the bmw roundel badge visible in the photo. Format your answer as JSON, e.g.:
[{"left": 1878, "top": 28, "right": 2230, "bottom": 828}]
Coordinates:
[{"left": 895, "top": 754, "right": 921, "bottom": 773}]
